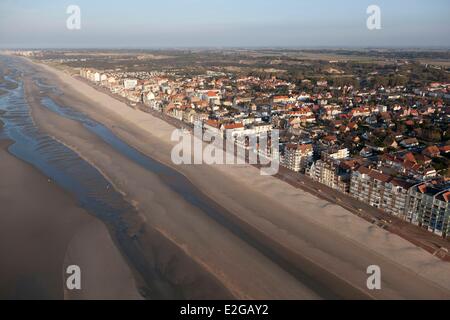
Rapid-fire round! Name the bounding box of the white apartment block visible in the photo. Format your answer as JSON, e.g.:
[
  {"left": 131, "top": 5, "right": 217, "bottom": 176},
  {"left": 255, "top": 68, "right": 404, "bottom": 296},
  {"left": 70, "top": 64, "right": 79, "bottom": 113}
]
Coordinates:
[
  {"left": 350, "top": 166, "right": 412, "bottom": 218},
  {"left": 124, "top": 79, "right": 138, "bottom": 90},
  {"left": 406, "top": 183, "right": 450, "bottom": 238},
  {"left": 308, "top": 159, "right": 350, "bottom": 193},
  {"left": 282, "top": 144, "right": 313, "bottom": 172}
]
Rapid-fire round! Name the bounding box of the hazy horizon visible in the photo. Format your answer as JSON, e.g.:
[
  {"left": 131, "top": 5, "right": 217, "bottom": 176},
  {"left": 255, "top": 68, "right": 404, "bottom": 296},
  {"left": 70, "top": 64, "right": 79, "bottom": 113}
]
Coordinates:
[
  {"left": 1, "top": 0, "right": 449, "bottom": 49},
  {"left": 3, "top": 45, "right": 450, "bottom": 51}
]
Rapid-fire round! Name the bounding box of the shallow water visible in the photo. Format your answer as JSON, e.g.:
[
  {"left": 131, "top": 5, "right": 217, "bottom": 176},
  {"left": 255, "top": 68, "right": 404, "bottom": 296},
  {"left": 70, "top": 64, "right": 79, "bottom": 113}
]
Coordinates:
[
  {"left": 0, "top": 60, "right": 132, "bottom": 228},
  {"left": 0, "top": 57, "right": 180, "bottom": 299}
]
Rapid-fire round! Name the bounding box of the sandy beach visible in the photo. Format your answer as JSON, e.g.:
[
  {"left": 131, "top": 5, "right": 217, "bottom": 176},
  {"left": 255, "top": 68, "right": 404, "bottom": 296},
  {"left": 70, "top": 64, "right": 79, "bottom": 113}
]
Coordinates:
[
  {"left": 0, "top": 139, "right": 142, "bottom": 299},
  {"left": 15, "top": 55, "right": 450, "bottom": 299},
  {"left": 24, "top": 77, "right": 322, "bottom": 300}
]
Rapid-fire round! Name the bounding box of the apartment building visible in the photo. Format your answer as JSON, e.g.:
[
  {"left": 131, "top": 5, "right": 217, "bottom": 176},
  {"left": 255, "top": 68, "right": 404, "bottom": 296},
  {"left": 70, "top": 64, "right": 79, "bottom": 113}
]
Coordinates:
[
  {"left": 350, "top": 166, "right": 412, "bottom": 218},
  {"left": 321, "top": 147, "right": 349, "bottom": 161},
  {"left": 406, "top": 182, "right": 450, "bottom": 238},
  {"left": 282, "top": 144, "right": 313, "bottom": 172},
  {"left": 308, "top": 159, "right": 351, "bottom": 193},
  {"left": 383, "top": 178, "right": 414, "bottom": 218},
  {"left": 124, "top": 79, "right": 138, "bottom": 90}
]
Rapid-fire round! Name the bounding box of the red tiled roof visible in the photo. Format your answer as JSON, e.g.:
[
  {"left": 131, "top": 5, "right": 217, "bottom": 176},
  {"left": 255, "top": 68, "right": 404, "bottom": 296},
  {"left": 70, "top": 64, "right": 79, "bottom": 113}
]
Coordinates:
[
  {"left": 357, "top": 166, "right": 372, "bottom": 175},
  {"left": 443, "top": 191, "right": 450, "bottom": 203},
  {"left": 440, "top": 145, "right": 450, "bottom": 153},
  {"left": 205, "top": 120, "right": 220, "bottom": 128},
  {"left": 323, "top": 135, "right": 337, "bottom": 142},
  {"left": 223, "top": 123, "right": 244, "bottom": 130},
  {"left": 357, "top": 166, "right": 392, "bottom": 183},
  {"left": 403, "top": 152, "right": 417, "bottom": 163},
  {"left": 391, "top": 178, "right": 414, "bottom": 189},
  {"left": 368, "top": 170, "right": 391, "bottom": 183},
  {"left": 418, "top": 183, "right": 427, "bottom": 193},
  {"left": 286, "top": 144, "right": 312, "bottom": 153},
  {"left": 423, "top": 145, "right": 440, "bottom": 156}
]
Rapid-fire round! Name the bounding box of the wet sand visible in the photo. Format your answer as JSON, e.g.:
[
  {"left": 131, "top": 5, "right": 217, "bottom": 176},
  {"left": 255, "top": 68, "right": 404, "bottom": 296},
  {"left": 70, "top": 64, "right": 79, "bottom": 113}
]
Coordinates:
[
  {"left": 0, "top": 139, "right": 142, "bottom": 299},
  {"left": 25, "top": 78, "right": 322, "bottom": 300},
  {"left": 18, "top": 56, "right": 450, "bottom": 299}
]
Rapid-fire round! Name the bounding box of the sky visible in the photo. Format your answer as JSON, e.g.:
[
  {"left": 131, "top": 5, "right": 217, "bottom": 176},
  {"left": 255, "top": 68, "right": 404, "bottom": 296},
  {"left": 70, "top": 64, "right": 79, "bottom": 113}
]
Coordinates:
[{"left": 0, "top": 0, "right": 449, "bottom": 48}]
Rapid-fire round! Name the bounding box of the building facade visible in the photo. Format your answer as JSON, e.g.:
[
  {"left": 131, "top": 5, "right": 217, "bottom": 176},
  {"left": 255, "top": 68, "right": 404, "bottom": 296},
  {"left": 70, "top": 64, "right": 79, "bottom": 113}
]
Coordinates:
[
  {"left": 308, "top": 159, "right": 351, "bottom": 193},
  {"left": 350, "top": 166, "right": 412, "bottom": 218},
  {"left": 406, "top": 182, "right": 450, "bottom": 238},
  {"left": 282, "top": 144, "right": 313, "bottom": 172}
]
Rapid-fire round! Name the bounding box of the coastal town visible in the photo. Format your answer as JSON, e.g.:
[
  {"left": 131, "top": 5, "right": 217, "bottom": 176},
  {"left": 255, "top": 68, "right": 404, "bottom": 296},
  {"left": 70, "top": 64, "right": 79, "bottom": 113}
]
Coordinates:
[
  {"left": 27, "top": 49, "right": 448, "bottom": 241},
  {"left": 4, "top": 0, "right": 450, "bottom": 303}
]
